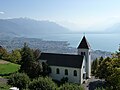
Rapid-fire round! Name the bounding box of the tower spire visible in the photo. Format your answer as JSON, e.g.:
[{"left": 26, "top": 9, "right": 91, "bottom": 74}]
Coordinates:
[{"left": 77, "top": 36, "right": 90, "bottom": 49}]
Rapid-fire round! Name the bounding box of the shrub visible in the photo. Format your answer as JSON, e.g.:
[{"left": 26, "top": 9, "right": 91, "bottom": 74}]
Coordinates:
[
  {"left": 61, "top": 77, "right": 68, "bottom": 84},
  {"left": 28, "top": 77, "right": 57, "bottom": 90},
  {"left": 59, "top": 83, "right": 84, "bottom": 90},
  {"left": 7, "top": 73, "right": 30, "bottom": 90},
  {"left": 95, "top": 87, "right": 106, "bottom": 90}
]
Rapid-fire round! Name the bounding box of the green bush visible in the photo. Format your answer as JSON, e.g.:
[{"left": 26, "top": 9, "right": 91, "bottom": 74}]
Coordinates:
[
  {"left": 61, "top": 77, "right": 68, "bottom": 84},
  {"left": 95, "top": 87, "right": 106, "bottom": 90},
  {"left": 0, "top": 83, "right": 11, "bottom": 90},
  {"left": 59, "top": 83, "right": 84, "bottom": 90},
  {"left": 7, "top": 73, "right": 30, "bottom": 90},
  {"left": 28, "top": 77, "right": 57, "bottom": 90}
]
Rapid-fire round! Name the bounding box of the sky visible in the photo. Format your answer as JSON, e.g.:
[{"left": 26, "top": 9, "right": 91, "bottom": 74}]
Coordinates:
[{"left": 0, "top": 0, "right": 120, "bottom": 32}]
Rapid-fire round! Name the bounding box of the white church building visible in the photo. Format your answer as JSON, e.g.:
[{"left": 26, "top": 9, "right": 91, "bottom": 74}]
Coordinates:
[{"left": 39, "top": 36, "right": 91, "bottom": 84}]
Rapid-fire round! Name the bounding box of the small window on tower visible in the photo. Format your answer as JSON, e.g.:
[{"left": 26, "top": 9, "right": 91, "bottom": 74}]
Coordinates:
[
  {"left": 81, "top": 52, "right": 85, "bottom": 56},
  {"left": 83, "top": 52, "right": 85, "bottom": 55},
  {"left": 81, "top": 52, "right": 83, "bottom": 55}
]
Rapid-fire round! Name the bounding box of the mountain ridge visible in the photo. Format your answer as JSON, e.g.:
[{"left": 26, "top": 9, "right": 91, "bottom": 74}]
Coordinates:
[{"left": 0, "top": 18, "right": 71, "bottom": 37}]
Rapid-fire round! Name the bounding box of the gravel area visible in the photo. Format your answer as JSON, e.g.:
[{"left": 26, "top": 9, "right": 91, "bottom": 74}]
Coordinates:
[
  {"left": 0, "top": 60, "right": 9, "bottom": 64},
  {"left": 83, "top": 76, "right": 105, "bottom": 90}
]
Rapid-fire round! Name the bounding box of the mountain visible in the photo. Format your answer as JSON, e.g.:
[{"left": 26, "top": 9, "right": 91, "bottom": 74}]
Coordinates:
[
  {"left": 0, "top": 18, "right": 70, "bottom": 37},
  {"left": 105, "top": 23, "right": 120, "bottom": 33}
]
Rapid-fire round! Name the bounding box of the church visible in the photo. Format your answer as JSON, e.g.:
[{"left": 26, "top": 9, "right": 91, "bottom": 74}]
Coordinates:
[{"left": 39, "top": 36, "right": 91, "bottom": 84}]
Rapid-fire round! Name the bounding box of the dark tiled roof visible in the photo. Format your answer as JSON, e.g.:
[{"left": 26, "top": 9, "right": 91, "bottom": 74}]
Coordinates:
[
  {"left": 39, "top": 53, "right": 84, "bottom": 68},
  {"left": 77, "top": 36, "right": 90, "bottom": 49}
]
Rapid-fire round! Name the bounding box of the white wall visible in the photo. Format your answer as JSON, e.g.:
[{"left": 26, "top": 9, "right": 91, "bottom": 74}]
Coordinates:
[
  {"left": 80, "top": 57, "right": 86, "bottom": 83},
  {"left": 49, "top": 66, "right": 82, "bottom": 84},
  {"left": 78, "top": 49, "right": 91, "bottom": 78}
]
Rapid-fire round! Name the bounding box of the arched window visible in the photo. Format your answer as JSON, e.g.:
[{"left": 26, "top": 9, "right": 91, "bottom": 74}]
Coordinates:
[
  {"left": 83, "top": 52, "right": 85, "bottom": 55},
  {"left": 81, "top": 52, "right": 84, "bottom": 55},
  {"left": 65, "top": 69, "right": 68, "bottom": 75},
  {"left": 73, "top": 70, "right": 77, "bottom": 76},
  {"left": 56, "top": 68, "right": 60, "bottom": 74},
  {"left": 81, "top": 52, "right": 85, "bottom": 56}
]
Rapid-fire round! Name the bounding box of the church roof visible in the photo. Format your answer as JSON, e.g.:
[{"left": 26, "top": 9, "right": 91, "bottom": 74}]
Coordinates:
[
  {"left": 77, "top": 36, "right": 90, "bottom": 49},
  {"left": 39, "top": 53, "right": 84, "bottom": 68}
]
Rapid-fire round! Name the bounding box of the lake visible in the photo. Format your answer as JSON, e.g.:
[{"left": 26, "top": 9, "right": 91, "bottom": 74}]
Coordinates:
[{"left": 30, "top": 33, "right": 120, "bottom": 52}]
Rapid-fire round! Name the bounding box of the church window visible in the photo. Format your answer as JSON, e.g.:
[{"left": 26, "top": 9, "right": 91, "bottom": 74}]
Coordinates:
[
  {"left": 83, "top": 73, "right": 86, "bottom": 79},
  {"left": 81, "top": 52, "right": 84, "bottom": 55},
  {"left": 73, "top": 70, "right": 77, "bottom": 76},
  {"left": 56, "top": 68, "right": 60, "bottom": 74},
  {"left": 83, "top": 52, "right": 85, "bottom": 55},
  {"left": 81, "top": 52, "right": 85, "bottom": 56},
  {"left": 65, "top": 69, "right": 68, "bottom": 75}
]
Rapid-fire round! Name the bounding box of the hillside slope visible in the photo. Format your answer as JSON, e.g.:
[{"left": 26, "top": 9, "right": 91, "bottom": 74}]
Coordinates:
[{"left": 0, "top": 18, "right": 70, "bottom": 37}]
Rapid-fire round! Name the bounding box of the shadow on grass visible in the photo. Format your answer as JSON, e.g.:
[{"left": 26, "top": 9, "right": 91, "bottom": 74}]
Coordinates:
[
  {"left": 0, "top": 73, "right": 13, "bottom": 77},
  {"left": 88, "top": 80, "right": 106, "bottom": 90}
]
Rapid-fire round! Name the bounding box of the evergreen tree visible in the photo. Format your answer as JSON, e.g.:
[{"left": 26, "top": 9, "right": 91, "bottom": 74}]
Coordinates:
[
  {"left": 91, "top": 58, "right": 99, "bottom": 75},
  {"left": 20, "top": 43, "right": 42, "bottom": 78},
  {"left": 96, "top": 57, "right": 114, "bottom": 80},
  {"left": 107, "top": 69, "right": 120, "bottom": 90}
]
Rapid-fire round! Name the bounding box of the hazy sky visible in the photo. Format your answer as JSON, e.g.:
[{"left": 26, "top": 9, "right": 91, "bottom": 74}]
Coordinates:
[{"left": 0, "top": 0, "right": 120, "bottom": 32}]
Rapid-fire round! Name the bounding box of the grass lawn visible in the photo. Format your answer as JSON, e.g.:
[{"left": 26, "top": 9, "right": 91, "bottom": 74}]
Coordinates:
[
  {"left": 0, "top": 60, "right": 20, "bottom": 90},
  {"left": 0, "top": 60, "right": 20, "bottom": 75}
]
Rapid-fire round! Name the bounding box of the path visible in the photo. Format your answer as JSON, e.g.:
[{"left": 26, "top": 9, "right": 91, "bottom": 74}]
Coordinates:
[{"left": 83, "top": 76, "right": 105, "bottom": 90}]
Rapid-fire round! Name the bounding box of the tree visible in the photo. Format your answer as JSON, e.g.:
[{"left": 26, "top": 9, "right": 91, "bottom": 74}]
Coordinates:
[
  {"left": 8, "top": 73, "right": 30, "bottom": 90},
  {"left": 28, "top": 77, "right": 57, "bottom": 90},
  {"left": 42, "top": 62, "right": 50, "bottom": 76},
  {"left": 19, "top": 43, "right": 42, "bottom": 78},
  {"left": 95, "top": 87, "right": 106, "bottom": 90},
  {"left": 107, "top": 69, "right": 120, "bottom": 90},
  {"left": 95, "top": 46, "right": 120, "bottom": 90},
  {"left": 96, "top": 57, "right": 114, "bottom": 80},
  {"left": 34, "top": 49, "right": 41, "bottom": 61},
  {"left": 112, "top": 45, "right": 120, "bottom": 59},
  {"left": 0, "top": 46, "right": 8, "bottom": 60},
  {"left": 59, "top": 83, "right": 84, "bottom": 90},
  {"left": 61, "top": 77, "right": 68, "bottom": 84},
  {"left": 116, "top": 45, "right": 120, "bottom": 59},
  {"left": 8, "top": 49, "right": 21, "bottom": 63},
  {"left": 20, "top": 43, "right": 34, "bottom": 65},
  {"left": 99, "top": 56, "right": 104, "bottom": 65},
  {"left": 25, "top": 61, "right": 42, "bottom": 78},
  {"left": 91, "top": 58, "right": 99, "bottom": 75}
]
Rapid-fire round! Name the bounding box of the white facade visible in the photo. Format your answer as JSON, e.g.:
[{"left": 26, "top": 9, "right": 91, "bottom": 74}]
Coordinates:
[
  {"left": 40, "top": 57, "right": 86, "bottom": 84},
  {"left": 78, "top": 49, "right": 91, "bottom": 78},
  {"left": 39, "top": 36, "right": 91, "bottom": 84},
  {"left": 49, "top": 66, "right": 81, "bottom": 83}
]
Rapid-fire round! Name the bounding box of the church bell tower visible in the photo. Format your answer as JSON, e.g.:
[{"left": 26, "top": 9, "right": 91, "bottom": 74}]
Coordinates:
[{"left": 77, "top": 36, "right": 91, "bottom": 78}]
